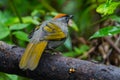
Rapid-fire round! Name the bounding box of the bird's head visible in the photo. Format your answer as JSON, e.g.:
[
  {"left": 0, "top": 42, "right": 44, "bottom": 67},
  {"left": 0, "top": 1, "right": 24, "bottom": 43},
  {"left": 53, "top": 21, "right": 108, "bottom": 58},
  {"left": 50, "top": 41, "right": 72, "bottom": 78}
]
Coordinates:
[{"left": 53, "top": 14, "right": 73, "bottom": 24}]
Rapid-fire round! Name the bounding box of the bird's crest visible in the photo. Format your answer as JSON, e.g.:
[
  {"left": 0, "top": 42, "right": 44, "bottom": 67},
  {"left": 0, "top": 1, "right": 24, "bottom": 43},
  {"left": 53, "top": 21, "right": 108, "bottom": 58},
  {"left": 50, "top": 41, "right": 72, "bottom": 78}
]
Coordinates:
[{"left": 54, "top": 14, "right": 67, "bottom": 19}]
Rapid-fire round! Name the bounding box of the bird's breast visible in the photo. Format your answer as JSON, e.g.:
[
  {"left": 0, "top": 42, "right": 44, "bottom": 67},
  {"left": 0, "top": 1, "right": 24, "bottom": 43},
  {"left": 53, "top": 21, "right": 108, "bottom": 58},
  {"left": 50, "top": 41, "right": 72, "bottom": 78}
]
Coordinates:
[{"left": 47, "top": 38, "right": 66, "bottom": 48}]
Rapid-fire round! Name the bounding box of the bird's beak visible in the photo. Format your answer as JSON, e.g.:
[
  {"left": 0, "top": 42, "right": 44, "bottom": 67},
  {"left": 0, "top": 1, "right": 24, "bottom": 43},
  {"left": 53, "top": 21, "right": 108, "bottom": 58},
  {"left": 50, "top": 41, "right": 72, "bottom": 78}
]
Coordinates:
[
  {"left": 69, "top": 15, "right": 73, "bottom": 19},
  {"left": 68, "top": 15, "right": 73, "bottom": 27}
]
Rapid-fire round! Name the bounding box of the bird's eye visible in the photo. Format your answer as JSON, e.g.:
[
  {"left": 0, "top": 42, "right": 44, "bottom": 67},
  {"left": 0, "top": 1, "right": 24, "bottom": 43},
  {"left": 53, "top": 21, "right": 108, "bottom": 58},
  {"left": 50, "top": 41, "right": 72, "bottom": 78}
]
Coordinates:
[
  {"left": 65, "top": 17, "right": 68, "bottom": 20},
  {"left": 65, "top": 17, "right": 69, "bottom": 23}
]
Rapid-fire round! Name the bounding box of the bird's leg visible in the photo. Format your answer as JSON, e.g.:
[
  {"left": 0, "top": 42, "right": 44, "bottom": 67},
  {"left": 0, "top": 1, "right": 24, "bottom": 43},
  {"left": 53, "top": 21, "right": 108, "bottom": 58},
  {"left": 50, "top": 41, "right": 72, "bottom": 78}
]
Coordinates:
[{"left": 45, "top": 48, "right": 62, "bottom": 55}]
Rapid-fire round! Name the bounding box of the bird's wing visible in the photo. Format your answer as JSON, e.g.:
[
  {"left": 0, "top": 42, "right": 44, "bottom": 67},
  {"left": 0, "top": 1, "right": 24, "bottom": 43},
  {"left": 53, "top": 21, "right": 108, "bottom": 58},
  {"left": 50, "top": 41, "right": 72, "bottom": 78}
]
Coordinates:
[{"left": 43, "top": 22, "right": 66, "bottom": 40}]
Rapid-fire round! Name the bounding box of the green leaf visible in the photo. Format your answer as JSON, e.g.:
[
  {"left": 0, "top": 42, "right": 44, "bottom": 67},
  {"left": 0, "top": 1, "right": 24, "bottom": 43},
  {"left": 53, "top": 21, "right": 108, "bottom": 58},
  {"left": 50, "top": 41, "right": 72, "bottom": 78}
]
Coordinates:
[
  {"left": 5, "top": 17, "right": 19, "bottom": 26},
  {"left": 71, "top": 20, "right": 79, "bottom": 32},
  {"left": 63, "top": 51, "right": 75, "bottom": 57},
  {"left": 64, "top": 36, "right": 72, "bottom": 50},
  {"left": 0, "top": 11, "right": 11, "bottom": 24},
  {"left": 110, "top": 15, "right": 120, "bottom": 22},
  {"left": 0, "top": 72, "right": 11, "bottom": 80},
  {"left": 96, "top": 2, "right": 120, "bottom": 16},
  {"left": 12, "top": 31, "right": 29, "bottom": 41},
  {"left": 90, "top": 26, "right": 120, "bottom": 39},
  {"left": 5, "top": 16, "right": 40, "bottom": 25},
  {"left": 0, "top": 23, "right": 10, "bottom": 39},
  {"left": 22, "top": 16, "right": 40, "bottom": 25},
  {"left": 9, "top": 23, "right": 29, "bottom": 30},
  {"left": 74, "top": 45, "right": 89, "bottom": 54},
  {"left": 63, "top": 45, "right": 89, "bottom": 57},
  {"left": 6, "top": 74, "right": 18, "bottom": 80}
]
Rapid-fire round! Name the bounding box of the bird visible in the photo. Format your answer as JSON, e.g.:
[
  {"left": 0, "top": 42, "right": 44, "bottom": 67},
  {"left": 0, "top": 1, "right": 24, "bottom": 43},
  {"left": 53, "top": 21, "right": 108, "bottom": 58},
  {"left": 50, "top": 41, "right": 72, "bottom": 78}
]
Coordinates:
[{"left": 19, "top": 13, "right": 73, "bottom": 70}]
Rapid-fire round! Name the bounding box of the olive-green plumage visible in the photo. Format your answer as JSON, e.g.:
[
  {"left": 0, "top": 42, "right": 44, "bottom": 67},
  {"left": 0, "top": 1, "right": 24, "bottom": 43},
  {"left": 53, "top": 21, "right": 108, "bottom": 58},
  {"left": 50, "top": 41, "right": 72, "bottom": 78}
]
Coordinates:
[{"left": 19, "top": 14, "right": 73, "bottom": 70}]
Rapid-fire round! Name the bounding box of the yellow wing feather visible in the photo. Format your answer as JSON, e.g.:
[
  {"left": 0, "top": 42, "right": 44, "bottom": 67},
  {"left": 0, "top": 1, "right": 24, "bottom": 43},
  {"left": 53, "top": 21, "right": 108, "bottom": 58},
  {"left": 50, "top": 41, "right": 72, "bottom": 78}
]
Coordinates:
[
  {"left": 45, "top": 32, "right": 66, "bottom": 40},
  {"left": 48, "top": 23, "right": 62, "bottom": 32},
  {"left": 19, "top": 41, "right": 48, "bottom": 70},
  {"left": 44, "top": 23, "right": 66, "bottom": 40}
]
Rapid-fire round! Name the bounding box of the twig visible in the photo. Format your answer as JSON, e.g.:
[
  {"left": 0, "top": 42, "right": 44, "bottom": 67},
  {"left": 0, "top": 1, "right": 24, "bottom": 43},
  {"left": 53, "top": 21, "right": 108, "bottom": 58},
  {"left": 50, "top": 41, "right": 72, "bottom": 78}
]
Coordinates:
[
  {"left": 103, "top": 36, "right": 120, "bottom": 63},
  {"left": 104, "top": 37, "right": 120, "bottom": 54},
  {"left": 8, "top": 0, "right": 23, "bottom": 23}
]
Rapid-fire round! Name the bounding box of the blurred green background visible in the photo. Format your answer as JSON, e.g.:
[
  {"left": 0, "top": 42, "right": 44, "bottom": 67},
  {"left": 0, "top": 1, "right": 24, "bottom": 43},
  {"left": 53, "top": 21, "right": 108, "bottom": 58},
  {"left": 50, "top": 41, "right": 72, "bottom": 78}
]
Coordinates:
[{"left": 0, "top": 0, "right": 120, "bottom": 79}]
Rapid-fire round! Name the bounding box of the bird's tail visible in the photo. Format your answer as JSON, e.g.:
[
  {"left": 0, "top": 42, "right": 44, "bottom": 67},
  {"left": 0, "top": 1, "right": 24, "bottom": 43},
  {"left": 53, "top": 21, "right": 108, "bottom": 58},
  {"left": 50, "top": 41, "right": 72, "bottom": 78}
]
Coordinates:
[{"left": 19, "top": 41, "right": 48, "bottom": 70}]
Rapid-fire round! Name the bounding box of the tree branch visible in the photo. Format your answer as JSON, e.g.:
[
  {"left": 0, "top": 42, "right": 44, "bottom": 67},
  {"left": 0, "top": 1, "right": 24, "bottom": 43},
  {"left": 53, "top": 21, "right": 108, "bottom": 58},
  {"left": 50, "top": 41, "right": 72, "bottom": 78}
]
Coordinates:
[{"left": 0, "top": 41, "right": 120, "bottom": 80}]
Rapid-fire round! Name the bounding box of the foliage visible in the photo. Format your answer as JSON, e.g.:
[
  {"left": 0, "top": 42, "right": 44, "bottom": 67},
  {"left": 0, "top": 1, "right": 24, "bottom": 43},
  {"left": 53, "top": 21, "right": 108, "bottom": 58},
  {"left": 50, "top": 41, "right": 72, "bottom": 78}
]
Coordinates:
[
  {"left": 0, "top": 0, "right": 120, "bottom": 79},
  {"left": 0, "top": 72, "right": 29, "bottom": 80},
  {"left": 96, "top": 0, "right": 120, "bottom": 16},
  {"left": 91, "top": 0, "right": 120, "bottom": 39},
  {"left": 90, "top": 26, "right": 120, "bottom": 39},
  {"left": 63, "top": 44, "right": 90, "bottom": 57}
]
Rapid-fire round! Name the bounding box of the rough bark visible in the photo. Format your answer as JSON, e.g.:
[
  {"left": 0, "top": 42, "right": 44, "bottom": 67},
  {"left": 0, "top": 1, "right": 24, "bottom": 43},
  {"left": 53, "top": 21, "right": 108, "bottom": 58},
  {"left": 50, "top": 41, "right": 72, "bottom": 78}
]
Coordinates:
[{"left": 0, "top": 41, "right": 120, "bottom": 80}]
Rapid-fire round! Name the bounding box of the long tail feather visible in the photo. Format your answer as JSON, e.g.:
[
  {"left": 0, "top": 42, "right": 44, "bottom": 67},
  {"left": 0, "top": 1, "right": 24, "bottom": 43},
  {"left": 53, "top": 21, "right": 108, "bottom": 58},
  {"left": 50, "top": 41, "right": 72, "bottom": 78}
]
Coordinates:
[
  {"left": 19, "top": 41, "right": 48, "bottom": 70},
  {"left": 28, "top": 41, "right": 48, "bottom": 70},
  {"left": 19, "top": 43, "right": 35, "bottom": 69}
]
